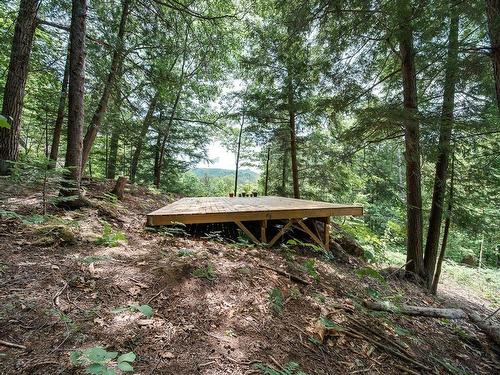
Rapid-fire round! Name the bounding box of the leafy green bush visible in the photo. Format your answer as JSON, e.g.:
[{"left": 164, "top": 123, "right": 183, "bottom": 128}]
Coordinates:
[
  {"left": 95, "top": 222, "right": 126, "bottom": 247},
  {"left": 303, "top": 258, "right": 319, "bottom": 281},
  {"left": 70, "top": 346, "right": 136, "bottom": 374}
]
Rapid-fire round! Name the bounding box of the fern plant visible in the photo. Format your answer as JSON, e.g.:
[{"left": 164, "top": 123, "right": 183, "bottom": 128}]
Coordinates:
[
  {"left": 112, "top": 304, "right": 153, "bottom": 318},
  {"left": 95, "top": 222, "right": 126, "bottom": 247},
  {"left": 269, "top": 288, "right": 284, "bottom": 314}
]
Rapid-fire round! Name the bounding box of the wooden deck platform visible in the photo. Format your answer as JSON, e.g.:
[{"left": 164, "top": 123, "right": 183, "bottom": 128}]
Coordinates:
[{"left": 147, "top": 196, "right": 363, "bottom": 250}]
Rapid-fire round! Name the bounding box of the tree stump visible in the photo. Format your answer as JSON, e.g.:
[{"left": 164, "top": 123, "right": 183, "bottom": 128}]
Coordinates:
[{"left": 111, "top": 176, "right": 128, "bottom": 200}]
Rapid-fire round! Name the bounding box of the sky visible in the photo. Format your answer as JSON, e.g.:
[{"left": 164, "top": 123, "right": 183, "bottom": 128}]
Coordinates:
[{"left": 197, "top": 141, "right": 237, "bottom": 170}]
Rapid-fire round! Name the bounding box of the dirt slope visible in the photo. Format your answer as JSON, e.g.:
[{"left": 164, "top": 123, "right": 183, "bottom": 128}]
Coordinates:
[{"left": 0, "top": 181, "right": 498, "bottom": 374}]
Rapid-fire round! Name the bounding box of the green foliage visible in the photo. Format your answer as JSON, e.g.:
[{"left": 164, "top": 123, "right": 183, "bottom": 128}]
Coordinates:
[
  {"left": 70, "top": 346, "right": 136, "bottom": 374},
  {"left": 319, "top": 317, "right": 345, "bottom": 332},
  {"left": 95, "top": 222, "right": 126, "bottom": 247},
  {"left": 192, "top": 264, "right": 217, "bottom": 281},
  {"left": 112, "top": 304, "right": 154, "bottom": 318},
  {"left": 0, "top": 114, "right": 10, "bottom": 128},
  {"left": 302, "top": 258, "right": 319, "bottom": 282},
  {"left": 356, "top": 267, "right": 387, "bottom": 285},
  {"left": 255, "top": 361, "right": 308, "bottom": 375},
  {"left": 268, "top": 287, "right": 284, "bottom": 314}
]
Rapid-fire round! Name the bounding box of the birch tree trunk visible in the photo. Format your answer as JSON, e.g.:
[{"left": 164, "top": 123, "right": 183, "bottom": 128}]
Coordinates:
[{"left": 0, "top": 0, "right": 40, "bottom": 175}]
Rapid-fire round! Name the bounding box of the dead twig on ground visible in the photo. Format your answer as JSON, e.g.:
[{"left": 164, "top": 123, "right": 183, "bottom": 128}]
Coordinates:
[
  {"left": 258, "top": 263, "right": 310, "bottom": 285},
  {"left": 0, "top": 339, "right": 26, "bottom": 349},
  {"left": 343, "top": 327, "right": 431, "bottom": 371},
  {"left": 52, "top": 281, "right": 68, "bottom": 308}
]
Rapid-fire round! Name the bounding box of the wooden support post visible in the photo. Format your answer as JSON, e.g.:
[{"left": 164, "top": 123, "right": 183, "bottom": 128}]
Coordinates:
[
  {"left": 297, "top": 220, "right": 326, "bottom": 250},
  {"left": 323, "top": 217, "right": 330, "bottom": 251},
  {"left": 268, "top": 219, "right": 295, "bottom": 247},
  {"left": 235, "top": 221, "right": 260, "bottom": 245},
  {"left": 260, "top": 220, "right": 267, "bottom": 243}
]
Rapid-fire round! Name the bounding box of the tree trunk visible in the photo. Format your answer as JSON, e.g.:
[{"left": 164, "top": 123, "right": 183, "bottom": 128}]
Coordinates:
[
  {"left": 486, "top": 0, "right": 500, "bottom": 111},
  {"left": 60, "top": 0, "right": 87, "bottom": 205},
  {"left": 111, "top": 176, "right": 127, "bottom": 200},
  {"left": 107, "top": 123, "right": 120, "bottom": 179},
  {"left": 234, "top": 114, "right": 244, "bottom": 196},
  {"left": 49, "top": 50, "right": 70, "bottom": 167},
  {"left": 287, "top": 83, "right": 300, "bottom": 199},
  {"left": 81, "top": 0, "right": 130, "bottom": 169},
  {"left": 130, "top": 91, "right": 159, "bottom": 182},
  {"left": 264, "top": 146, "right": 270, "bottom": 195},
  {"left": 424, "top": 6, "right": 460, "bottom": 288},
  {"left": 431, "top": 156, "right": 455, "bottom": 294},
  {"left": 363, "top": 300, "right": 467, "bottom": 319},
  {"left": 0, "top": 0, "right": 40, "bottom": 175},
  {"left": 398, "top": 0, "right": 424, "bottom": 277},
  {"left": 153, "top": 132, "right": 162, "bottom": 187}
]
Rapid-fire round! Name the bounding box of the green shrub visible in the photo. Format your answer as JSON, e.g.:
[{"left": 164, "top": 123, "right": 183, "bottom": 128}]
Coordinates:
[{"left": 95, "top": 222, "right": 126, "bottom": 247}]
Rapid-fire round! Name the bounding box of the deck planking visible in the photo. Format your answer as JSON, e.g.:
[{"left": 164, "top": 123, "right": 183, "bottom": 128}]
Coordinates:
[{"left": 147, "top": 196, "right": 363, "bottom": 226}]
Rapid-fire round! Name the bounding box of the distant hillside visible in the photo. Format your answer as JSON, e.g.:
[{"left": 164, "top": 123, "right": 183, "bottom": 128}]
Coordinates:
[{"left": 190, "top": 168, "right": 259, "bottom": 184}]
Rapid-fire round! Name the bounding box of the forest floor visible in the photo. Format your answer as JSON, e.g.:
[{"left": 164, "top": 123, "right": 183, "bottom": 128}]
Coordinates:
[{"left": 0, "top": 180, "right": 499, "bottom": 375}]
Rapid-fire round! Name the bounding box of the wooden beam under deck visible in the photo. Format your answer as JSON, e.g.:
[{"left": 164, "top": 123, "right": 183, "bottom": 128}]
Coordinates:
[{"left": 147, "top": 196, "right": 362, "bottom": 248}]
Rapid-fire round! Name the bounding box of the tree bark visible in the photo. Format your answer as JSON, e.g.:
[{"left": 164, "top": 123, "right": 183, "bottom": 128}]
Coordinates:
[
  {"left": 0, "top": 0, "right": 40, "bottom": 175},
  {"left": 111, "top": 176, "right": 127, "bottom": 200},
  {"left": 424, "top": 6, "right": 460, "bottom": 288},
  {"left": 49, "top": 50, "right": 70, "bottom": 167},
  {"left": 288, "top": 83, "right": 300, "bottom": 199},
  {"left": 234, "top": 114, "right": 244, "bottom": 196},
  {"left": 431, "top": 155, "right": 455, "bottom": 294},
  {"left": 107, "top": 123, "right": 120, "bottom": 179},
  {"left": 81, "top": 0, "right": 130, "bottom": 169},
  {"left": 398, "top": 0, "right": 424, "bottom": 277},
  {"left": 130, "top": 91, "right": 159, "bottom": 182},
  {"left": 363, "top": 300, "right": 467, "bottom": 319},
  {"left": 264, "top": 146, "right": 270, "bottom": 195},
  {"left": 60, "top": 0, "right": 87, "bottom": 205},
  {"left": 486, "top": 0, "right": 500, "bottom": 111},
  {"left": 153, "top": 132, "right": 162, "bottom": 187}
]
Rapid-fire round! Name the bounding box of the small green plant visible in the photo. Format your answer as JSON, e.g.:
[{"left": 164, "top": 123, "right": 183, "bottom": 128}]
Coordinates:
[
  {"left": 302, "top": 259, "right": 319, "bottom": 281},
  {"left": 112, "top": 304, "right": 153, "bottom": 318},
  {"left": 177, "top": 248, "right": 194, "bottom": 257},
  {"left": 269, "top": 288, "right": 284, "bottom": 314},
  {"left": 313, "top": 293, "right": 326, "bottom": 304},
  {"left": 70, "top": 346, "right": 136, "bottom": 374},
  {"left": 319, "top": 316, "right": 345, "bottom": 332},
  {"left": 356, "top": 267, "right": 387, "bottom": 285},
  {"left": 82, "top": 255, "right": 112, "bottom": 264},
  {"left": 147, "top": 223, "right": 188, "bottom": 237},
  {"left": 95, "top": 222, "right": 126, "bottom": 247},
  {"left": 255, "top": 361, "right": 308, "bottom": 375},
  {"left": 201, "top": 230, "right": 224, "bottom": 242},
  {"left": 193, "top": 264, "right": 217, "bottom": 280}
]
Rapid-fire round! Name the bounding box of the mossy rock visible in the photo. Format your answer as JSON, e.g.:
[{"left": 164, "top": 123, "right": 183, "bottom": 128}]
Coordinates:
[{"left": 33, "top": 225, "right": 77, "bottom": 246}]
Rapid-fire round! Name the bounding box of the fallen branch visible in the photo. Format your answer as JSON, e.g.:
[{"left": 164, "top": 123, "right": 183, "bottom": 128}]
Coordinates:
[
  {"left": 258, "top": 263, "right": 310, "bottom": 285},
  {"left": 343, "top": 327, "right": 431, "bottom": 371},
  {"left": 363, "top": 300, "right": 467, "bottom": 319},
  {"left": 469, "top": 312, "right": 500, "bottom": 346},
  {"left": 0, "top": 339, "right": 26, "bottom": 350}
]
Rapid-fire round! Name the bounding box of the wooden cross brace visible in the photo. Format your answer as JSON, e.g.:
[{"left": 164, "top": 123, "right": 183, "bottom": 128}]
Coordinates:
[{"left": 234, "top": 217, "right": 330, "bottom": 250}]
